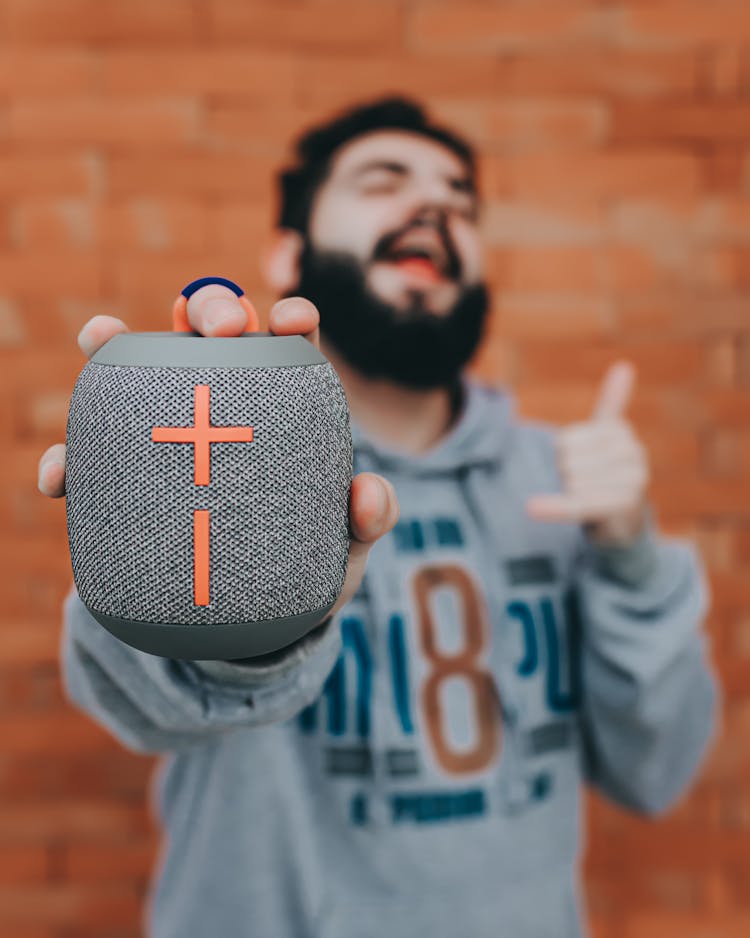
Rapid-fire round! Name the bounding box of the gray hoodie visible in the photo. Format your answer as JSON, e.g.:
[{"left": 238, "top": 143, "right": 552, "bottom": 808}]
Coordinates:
[{"left": 62, "top": 376, "right": 718, "bottom": 938}]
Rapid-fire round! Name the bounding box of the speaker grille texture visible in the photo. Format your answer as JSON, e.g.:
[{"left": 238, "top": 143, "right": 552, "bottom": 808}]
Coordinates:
[{"left": 66, "top": 361, "right": 352, "bottom": 626}]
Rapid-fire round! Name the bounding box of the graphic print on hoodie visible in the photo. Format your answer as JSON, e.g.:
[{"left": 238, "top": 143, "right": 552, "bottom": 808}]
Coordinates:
[{"left": 295, "top": 378, "right": 585, "bottom": 841}]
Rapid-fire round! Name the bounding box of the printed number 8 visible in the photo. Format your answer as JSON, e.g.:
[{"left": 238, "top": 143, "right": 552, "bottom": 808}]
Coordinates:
[{"left": 413, "top": 564, "right": 500, "bottom": 775}]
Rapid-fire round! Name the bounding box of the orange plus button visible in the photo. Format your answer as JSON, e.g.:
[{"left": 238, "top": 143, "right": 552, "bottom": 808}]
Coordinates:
[{"left": 151, "top": 384, "right": 254, "bottom": 486}]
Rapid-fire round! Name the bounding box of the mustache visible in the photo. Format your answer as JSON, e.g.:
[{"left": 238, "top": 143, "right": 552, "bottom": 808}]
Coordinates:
[{"left": 370, "top": 216, "right": 463, "bottom": 281}]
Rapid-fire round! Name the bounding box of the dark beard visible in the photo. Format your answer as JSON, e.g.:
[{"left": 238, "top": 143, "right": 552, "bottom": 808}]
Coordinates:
[{"left": 291, "top": 243, "right": 490, "bottom": 390}]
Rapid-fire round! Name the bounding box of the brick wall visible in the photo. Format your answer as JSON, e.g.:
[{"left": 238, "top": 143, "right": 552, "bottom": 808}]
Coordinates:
[{"left": 1, "top": 1, "right": 749, "bottom": 935}]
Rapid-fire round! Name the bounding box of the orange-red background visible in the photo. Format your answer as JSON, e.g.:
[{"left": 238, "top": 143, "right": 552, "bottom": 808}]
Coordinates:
[{"left": 2, "top": 1, "right": 750, "bottom": 936}]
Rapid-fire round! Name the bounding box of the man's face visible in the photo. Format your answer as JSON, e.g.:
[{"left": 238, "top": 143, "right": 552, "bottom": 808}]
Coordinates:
[
  {"left": 289, "top": 128, "right": 489, "bottom": 390},
  {"left": 308, "top": 130, "right": 484, "bottom": 316}
]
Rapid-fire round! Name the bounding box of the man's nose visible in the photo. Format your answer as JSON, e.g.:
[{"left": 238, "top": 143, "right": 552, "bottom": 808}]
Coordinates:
[
  {"left": 407, "top": 203, "right": 450, "bottom": 231},
  {"left": 404, "top": 174, "right": 458, "bottom": 217},
  {"left": 411, "top": 201, "right": 449, "bottom": 232}
]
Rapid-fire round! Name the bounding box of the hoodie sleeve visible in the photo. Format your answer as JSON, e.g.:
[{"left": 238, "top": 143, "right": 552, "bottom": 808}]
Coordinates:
[
  {"left": 61, "top": 586, "right": 342, "bottom": 755},
  {"left": 575, "top": 521, "right": 719, "bottom": 815}
]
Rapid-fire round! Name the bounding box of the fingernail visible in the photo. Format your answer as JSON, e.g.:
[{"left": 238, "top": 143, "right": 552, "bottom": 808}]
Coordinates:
[
  {"left": 273, "top": 305, "right": 295, "bottom": 326},
  {"left": 203, "top": 308, "right": 227, "bottom": 331},
  {"left": 204, "top": 300, "right": 244, "bottom": 332}
]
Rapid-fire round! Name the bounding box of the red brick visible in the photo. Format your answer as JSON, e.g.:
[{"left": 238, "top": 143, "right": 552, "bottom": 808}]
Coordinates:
[
  {"left": 702, "top": 46, "right": 747, "bottom": 97},
  {"left": 101, "top": 50, "right": 297, "bottom": 98},
  {"left": 433, "top": 98, "right": 609, "bottom": 152},
  {"left": 642, "top": 428, "right": 700, "bottom": 475},
  {"left": 0, "top": 751, "right": 153, "bottom": 801},
  {"left": 101, "top": 200, "right": 211, "bottom": 254},
  {"left": 0, "top": 253, "right": 101, "bottom": 298},
  {"left": 493, "top": 49, "right": 698, "bottom": 98},
  {"left": 211, "top": 0, "right": 403, "bottom": 47},
  {"left": 701, "top": 391, "right": 750, "bottom": 428},
  {"left": 0, "top": 802, "right": 151, "bottom": 845},
  {"left": 0, "top": 447, "right": 66, "bottom": 533},
  {"left": 62, "top": 841, "right": 156, "bottom": 882},
  {"left": 0, "top": 622, "right": 61, "bottom": 666},
  {"left": 3, "top": 0, "right": 198, "bottom": 43},
  {"left": 293, "top": 46, "right": 698, "bottom": 109},
  {"left": 9, "top": 201, "right": 94, "bottom": 251},
  {"left": 0, "top": 709, "right": 116, "bottom": 754},
  {"left": 298, "top": 54, "right": 500, "bottom": 107},
  {"left": 616, "top": 295, "right": 684, "bottom": 336},
  {"left": 204, "top": 102, "right": 324, "bottom": 154},
  {"left": 411, "top": 1, "right": 604, "bottom": 51},
  {"left": 0, "top": 663, "right": 65, "bottom": 713},
  {"left": 0, "top": 845, "right": 48, "bottom": 883},
  {"left": 0, "top": 296, "right": 26, "bottom": 346},
  {"left": 613, "top": 103, "right": 750, "bottom": 144},
  {"left": 0, "top": 928, "right": 57, "bottom": 938},
  {"left": 487, "top": 246, "right": 607, "bottom": 292},
  {"left": 488, "top": 293, "right": 613, "bottom": 340},
  {"left": 622, "top": 1, "right": 750, "bottom": 45},
  {"left": 518, "top": 340, "right": 710, "bottom": 386},
  {"left": 482, "top": 201, "right": 604, "bottom": 247},
  {"left": 0, "top": 51, "right": 96, "bottom": 95},
  {"left": 0, "top": 157, "right": 94, "bottom": 198},
  {"left": 483, "top": 150, "right": 701, "bottom": 200},
  {"left": 207, "top": 202, "right": 271, "bottom": 255},
  {"left": 8, "top": 99, "right": 200, "bottom": 148},
  {"left": 737, "top": 334, "right": 750, "bottom": 388},
  {"left": 0, "top": 882, "right": 141, "bottom": 929},
  {"left": 1, "top": 556, "right": 71, "bottom": 619},
  {"left": 707, "top": 146, "right": 745, "bottom": 193},
  {"left": 108, "top": 154, "right": 276, "bottom": 199},
  {"left": 699, "top": 248, "right": 750, "bottom": 290},
  {"left": 466, "top": 338, "right": 515, "bottom": 387},
  {"left": 651, "top": 476, "right": 750, "bottom": 518},
  {"left": 622, "top": 914, "right": 750, "bottom": 938},
  {"left": 691, "top": 524, "right": 735, "bottom": 572},
  {"left": 702, "top": 429, "right": 750, "bottom": 477},
  {"left": 613, "top": 197, "right": 750, "bottom": 248},
  {"left": 605, "top": 245, "right": 682, "bottom": 291}
]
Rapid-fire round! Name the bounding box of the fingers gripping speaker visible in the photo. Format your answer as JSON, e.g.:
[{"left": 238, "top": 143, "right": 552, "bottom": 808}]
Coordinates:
[{"left": 65, "top": 282, "right": 353, "bottom": 660}]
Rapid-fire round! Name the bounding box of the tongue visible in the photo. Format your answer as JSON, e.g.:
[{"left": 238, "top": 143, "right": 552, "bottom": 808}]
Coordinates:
[{"left": 391, "top": 256, "right": 443, "bottom": 283}]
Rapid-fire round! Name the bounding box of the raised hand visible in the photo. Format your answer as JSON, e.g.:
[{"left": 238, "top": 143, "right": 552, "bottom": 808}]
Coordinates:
[{"left": 525, "top": 361, "right": 649, "bottom": 546}]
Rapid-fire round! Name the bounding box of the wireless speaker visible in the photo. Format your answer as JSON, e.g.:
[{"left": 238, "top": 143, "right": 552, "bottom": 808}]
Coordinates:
[{"left": 65, "top": 279, "right": 352, "bottom": 660}]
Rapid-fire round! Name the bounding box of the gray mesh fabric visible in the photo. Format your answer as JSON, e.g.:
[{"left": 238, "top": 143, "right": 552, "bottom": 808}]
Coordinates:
[{"left": 66, "top": 360, "right": 352, "bottom": 626}]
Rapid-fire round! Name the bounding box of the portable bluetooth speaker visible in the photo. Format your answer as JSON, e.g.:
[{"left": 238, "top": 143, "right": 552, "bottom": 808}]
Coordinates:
[{"left": 65, "top": 278, "right": 353, "bottom": 660}]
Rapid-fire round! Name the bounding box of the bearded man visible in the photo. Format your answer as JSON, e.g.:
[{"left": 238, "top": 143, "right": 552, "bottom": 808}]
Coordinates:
[{"left": 39, "top": 97, "right": 717, "bottom": 938}]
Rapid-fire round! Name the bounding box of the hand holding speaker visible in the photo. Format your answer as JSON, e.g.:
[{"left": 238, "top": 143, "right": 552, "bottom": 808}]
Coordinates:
[{"left": 39, "top": 284, "right": 399, "bottom": 658}]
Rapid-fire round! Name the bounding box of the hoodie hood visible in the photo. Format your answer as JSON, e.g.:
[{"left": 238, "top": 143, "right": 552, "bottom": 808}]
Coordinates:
[{"left": 349, "top": 375, "right": 517, "bottom": 477}]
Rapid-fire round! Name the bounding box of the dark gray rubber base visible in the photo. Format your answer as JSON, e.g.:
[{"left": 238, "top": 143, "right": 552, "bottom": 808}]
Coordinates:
[{"left": 88, "top": 601, "right": 337, "bottom": 660}]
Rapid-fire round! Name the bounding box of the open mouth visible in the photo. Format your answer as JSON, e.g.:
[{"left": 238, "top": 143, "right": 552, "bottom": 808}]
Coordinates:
[
  {"left": 386, "top": 248, "right": 447, "bottom": 282},
  {"left": 374, "top": 224, "right": 461, "bottom": 285}
]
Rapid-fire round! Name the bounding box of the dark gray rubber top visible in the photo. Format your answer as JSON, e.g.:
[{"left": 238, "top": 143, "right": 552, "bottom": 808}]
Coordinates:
[
  {"left": 88, "top": 601, "right": 337, "bottom": 660},
  {"left": 92, "top": 332, "right": 327, "bottom": 369}
]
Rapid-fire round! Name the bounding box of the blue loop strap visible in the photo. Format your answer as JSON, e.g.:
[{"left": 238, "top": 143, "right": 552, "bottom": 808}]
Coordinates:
[{"left": 180, "top": 276, "right": 245, "bottom": 300}]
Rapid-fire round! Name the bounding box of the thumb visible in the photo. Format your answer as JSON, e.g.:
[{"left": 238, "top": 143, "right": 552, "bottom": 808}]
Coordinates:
[{"left": 592, "top": 360, "right": 636, "bottom": 421}]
